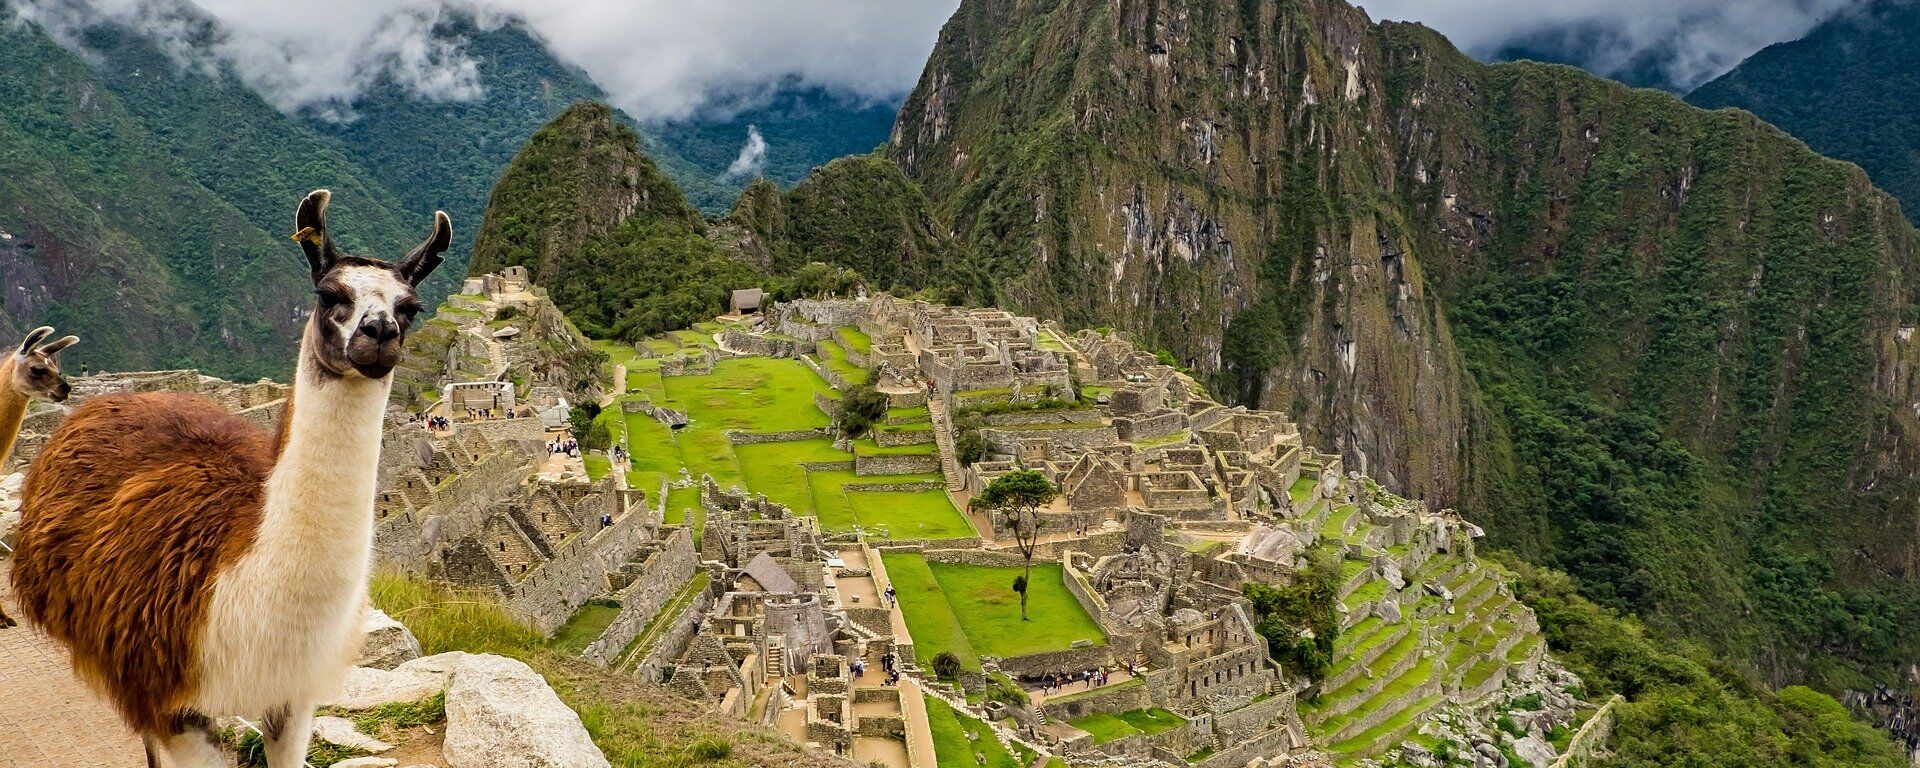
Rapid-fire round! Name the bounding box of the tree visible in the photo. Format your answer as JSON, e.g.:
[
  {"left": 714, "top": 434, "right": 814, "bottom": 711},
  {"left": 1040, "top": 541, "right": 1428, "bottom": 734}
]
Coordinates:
[
  {"left": 835, "top": 383, "right": 890, "bottom": 437},
  {"left": 931, "top": 651, "right": 963, "bottom": 681},
  {"left": 974, "top": 470, "right": 1058, "bottom": 621}
]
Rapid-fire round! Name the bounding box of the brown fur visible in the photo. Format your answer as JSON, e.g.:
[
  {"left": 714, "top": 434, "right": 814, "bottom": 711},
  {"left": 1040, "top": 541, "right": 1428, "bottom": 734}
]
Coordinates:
[{"left": 11, "top": 391, "right": 275, "bottom": 735}]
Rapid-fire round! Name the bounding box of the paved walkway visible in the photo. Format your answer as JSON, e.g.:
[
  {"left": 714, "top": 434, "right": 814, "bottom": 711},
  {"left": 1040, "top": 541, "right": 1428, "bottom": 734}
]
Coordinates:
[{"left": 0, "top": 561, "right": 143, "bottom": 767}]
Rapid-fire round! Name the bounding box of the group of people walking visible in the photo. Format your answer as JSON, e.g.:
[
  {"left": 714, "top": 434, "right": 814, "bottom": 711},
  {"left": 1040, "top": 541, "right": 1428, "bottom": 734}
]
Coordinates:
[
  {"left": 1038, "top": 667, "right": 1113, "bottom": 694},
  {"left": 548, "top": 437, "right": 580, "bottom": 457},
  {"left": 412, "top": 413, "right": 451, "bottom": 432}
]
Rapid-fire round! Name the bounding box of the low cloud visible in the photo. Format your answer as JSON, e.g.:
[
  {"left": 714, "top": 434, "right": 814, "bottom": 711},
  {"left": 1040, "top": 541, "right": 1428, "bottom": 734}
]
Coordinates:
[
  {"left": 12, "top": 0, "right": 955, "bottom": 121},
  {"left": 1361, "top": 0, "right": 1861, "bottom": 90},
  {"left": 721, "top": 125, "right": 769, "bottom": 180}
]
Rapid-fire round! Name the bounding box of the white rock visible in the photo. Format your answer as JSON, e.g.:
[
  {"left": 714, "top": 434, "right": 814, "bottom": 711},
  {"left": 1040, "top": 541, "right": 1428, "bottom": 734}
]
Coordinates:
[
  {"left": 1512, "top": 735, "right": 1557, "bottom": 767},
  {"left": 444, "top": 654, "right": 609, "bottom": 768},
  {"left": 313, "top": 715, "right": 394, "bottom": 753},
  {"left": 325, "top": 652, "right": 467, "bottom": 710},
  {"left": 358, "top": 607, "right": 424, "bottom": 670},
  {"left": 331, "top": 759, "right": 399, "bottom": 768}
]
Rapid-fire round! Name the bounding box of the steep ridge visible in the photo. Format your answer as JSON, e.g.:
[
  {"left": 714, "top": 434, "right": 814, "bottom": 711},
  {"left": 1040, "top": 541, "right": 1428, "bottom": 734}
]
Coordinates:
[
  {"left": 0, "top": 3, "right": 311, "bottom": 379},
  {"left": 869, "top": 0, "right": 1920, "bottom": 684},
  {"left": 468, "top": 103, "right": 759, "bottom": 341},
  {"left": 1689, "top": 0, "right": 1920, "bottom": 224}
]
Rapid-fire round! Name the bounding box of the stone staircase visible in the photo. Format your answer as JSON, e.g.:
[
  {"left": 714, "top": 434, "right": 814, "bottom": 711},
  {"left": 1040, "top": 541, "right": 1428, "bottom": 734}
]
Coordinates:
[{"left": 926, "top": 397, "right": 965, "bottom": 491}]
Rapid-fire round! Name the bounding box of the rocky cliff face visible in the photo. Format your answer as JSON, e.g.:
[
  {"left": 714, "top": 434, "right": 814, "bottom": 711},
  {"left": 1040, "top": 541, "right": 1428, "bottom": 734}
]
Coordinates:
[{"left": 884, "top": 0, "right": 1920, "bottom": 681}]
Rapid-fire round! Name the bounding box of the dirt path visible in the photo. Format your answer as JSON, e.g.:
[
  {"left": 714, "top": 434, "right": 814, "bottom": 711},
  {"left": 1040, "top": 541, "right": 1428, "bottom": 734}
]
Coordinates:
[{"left": 0, "top": 560, "right": 142, "bottom": 767}]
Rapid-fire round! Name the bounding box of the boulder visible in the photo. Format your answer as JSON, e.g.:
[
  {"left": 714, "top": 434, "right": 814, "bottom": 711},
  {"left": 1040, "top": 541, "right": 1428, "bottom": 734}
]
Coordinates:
[
  {"left": 358, "top": 607, "right": 425, "bottom": 670},
  {"left": 1512, "top": 735, "right": 1557, "bottom": 767},
  {"left": 331, "top": 758, "right": 399, "bottom": 768},
  {"left": 326, "top": 652, "right": 467, "bottom": 710},
  {"left": 313, "top": 715, "right": 394, "bottom": 754},
  {"left": 444, "top": 654, "right": 609, "bottom": 768}
]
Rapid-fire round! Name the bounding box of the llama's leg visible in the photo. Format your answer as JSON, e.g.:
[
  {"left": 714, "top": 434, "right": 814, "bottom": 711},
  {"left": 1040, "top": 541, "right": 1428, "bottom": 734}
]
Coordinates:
[
  {"left": 153, "top": 712, "right": 226, "bottom": 768},
  {"left": 261, "top": 702, "right": 314, "bottom": 768}
]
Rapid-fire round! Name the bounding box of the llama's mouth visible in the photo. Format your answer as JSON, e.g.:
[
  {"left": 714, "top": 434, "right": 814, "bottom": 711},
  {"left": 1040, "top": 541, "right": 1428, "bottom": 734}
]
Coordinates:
[{"left": 353, "top": 363, "right": 395, "bottom": 379}]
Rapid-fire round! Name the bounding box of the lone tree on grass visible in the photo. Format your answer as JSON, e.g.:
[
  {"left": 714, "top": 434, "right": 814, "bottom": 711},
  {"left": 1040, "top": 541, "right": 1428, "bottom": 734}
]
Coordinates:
[{"left": 974, "top": 470, "right": 1058, "bottom": 621}]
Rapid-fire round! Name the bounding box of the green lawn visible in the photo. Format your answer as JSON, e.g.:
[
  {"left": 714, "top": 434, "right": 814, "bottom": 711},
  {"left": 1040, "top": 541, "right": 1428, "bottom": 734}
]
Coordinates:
[
  {"left": 854, "top": 438, "right": 936, "bottom": 456},
  {"left": 835, "top": 326, "right": 872, "bottom": 354},
  {"left": 734, "top": 439, "right": 851, "bottom": 514},
  {"left": 816, "top": 339, "right": 870, "bottom": 385},
  {"left": 882, "top": 553, "right": 1105, "bottom": 669},
  {"left": 1067, "top": 708, "right": 1186, "bottom": 744},
  {"left": 808, "top": 470, "right": 971, "bottom": 539},
  {"left": 924, "top": 694, "right": 1033, "bottom": 768},
  {"left": 548, "top": 601, "right": 621, "bottom": 654}
]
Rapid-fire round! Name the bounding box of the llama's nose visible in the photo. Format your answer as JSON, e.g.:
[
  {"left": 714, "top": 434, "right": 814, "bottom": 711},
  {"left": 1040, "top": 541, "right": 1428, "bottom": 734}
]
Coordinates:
[{"left": 359, "top": 316, "right": 400, "bottom": 342}]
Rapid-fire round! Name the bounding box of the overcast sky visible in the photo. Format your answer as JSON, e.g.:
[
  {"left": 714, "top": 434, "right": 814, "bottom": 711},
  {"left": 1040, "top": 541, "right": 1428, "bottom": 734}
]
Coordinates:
[{"left": 12, "top": 0, "right": 1865, "bottom": 121}]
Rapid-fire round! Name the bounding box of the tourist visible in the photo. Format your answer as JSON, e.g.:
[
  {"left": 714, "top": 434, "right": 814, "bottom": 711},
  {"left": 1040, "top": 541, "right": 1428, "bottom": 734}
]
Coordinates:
[
  {"left": 600, "top": 513, "right": 613, "bottom": 528},
  {"left": 883, "top": 585, "right": 896, "bottom": 607}
]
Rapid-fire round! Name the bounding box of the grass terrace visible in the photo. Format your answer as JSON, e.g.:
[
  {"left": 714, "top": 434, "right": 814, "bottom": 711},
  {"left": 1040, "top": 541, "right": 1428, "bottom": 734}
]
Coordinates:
[
  {"left": 834, "top": 326, "right": 872, "bottom": 354},
  {"left": 925, "top": 694, "right": 1035, "bottom": 768},
  {"left": 1067, "top": 708, "right": 1185, "bottom": 744},
  {"left": 881, "top": 553, "right": 1105, "bottom": 671},
  {"left": 815, "top": 339, "right": 870, "bottom": 385}
]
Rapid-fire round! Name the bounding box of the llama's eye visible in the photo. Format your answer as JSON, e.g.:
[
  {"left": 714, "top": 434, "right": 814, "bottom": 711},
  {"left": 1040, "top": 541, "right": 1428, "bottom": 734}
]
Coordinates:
[
  {"left": 316, "top": 289, "right": 349, "bottom": 305},
  {"left": 29, "top": 365, "right": 47, "bottom": 376}
]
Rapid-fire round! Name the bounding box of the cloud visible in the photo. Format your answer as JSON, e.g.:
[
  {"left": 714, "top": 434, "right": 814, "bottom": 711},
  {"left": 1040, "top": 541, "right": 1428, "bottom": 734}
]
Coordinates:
[
  {"left": 1359, "top": 0, "right": 1862, "bottom": 90},
  {"left": 721, "top": 126, "right": 769, "bottom": 180},
  {"left": 16, "top": 0, "right": 489, "bottom": 119},
  {"left": 12, "top": 0, "right": 956, "bottom": 122}
]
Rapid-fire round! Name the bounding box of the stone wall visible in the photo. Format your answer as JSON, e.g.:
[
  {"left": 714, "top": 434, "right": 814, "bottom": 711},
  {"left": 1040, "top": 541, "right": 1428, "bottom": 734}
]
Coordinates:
[
  {"left": 1550, "top": 695, "right": 1620, "bottom": 768},
  {"left": 728, "top": 429, "right": 829, "bottom": 445},
  {"left": 634, "top": 586, "right": 718, "bottom": 684},
  {"left": 1041, "top": 676, "right": 1150, "bottom": 721},
  {"left": 503, "top": 503, "right": 656, "bottom": 633},
  {"left": 722, "top": 328, "right": 803, "bottom": 358},
  {"left": 979, "top": 425, "right": 1119, "bottom": 454},
  {"left": 977, "top": 409, "right": 1104, "bottom": 427},
  {"left": 855, "top": 453, "right": 940, "bottom": 476},
  {"left": 923, "top": 548, "right": 1035, "bottom": 567},
  {"left": 1114, "top": 410, "right": 1189, "bottom": 442},
  {"left": 580, "top": 526, "right": 699, "bottom": 665}
]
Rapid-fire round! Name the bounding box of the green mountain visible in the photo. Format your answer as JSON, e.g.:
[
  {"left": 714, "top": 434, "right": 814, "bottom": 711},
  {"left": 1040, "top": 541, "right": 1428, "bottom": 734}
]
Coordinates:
[
  {"left": 469, "top": 102, "right": 760, "bottom": 341},
  {"left": 1688, "top": 0, "right": 1920, "bottom": 223},
  {"left": 0, "top": 1, "right": 401, "bottom": 379},
  {"left": 648, "top": 85, "right": 901, "bottom": 213},
  {"left": 778, "top": 0, "right": 1920, "bottom": 693}
]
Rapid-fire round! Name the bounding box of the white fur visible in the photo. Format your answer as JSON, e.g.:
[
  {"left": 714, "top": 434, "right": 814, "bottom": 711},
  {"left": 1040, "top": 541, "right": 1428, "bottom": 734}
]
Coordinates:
[
  {"left": 185, "top": 314, "right": 394, "bottom": 766},
  {"left": 332, "top": 265, "right": 411, "bottom": 349}
]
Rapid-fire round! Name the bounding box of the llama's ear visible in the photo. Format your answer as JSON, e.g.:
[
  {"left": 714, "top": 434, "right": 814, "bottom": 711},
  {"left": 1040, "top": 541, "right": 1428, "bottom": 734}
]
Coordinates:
[
  {"left": 293, "top": 189, "right": 338, "bottom": 282},
  {"left": 37, "top": 336, "right": 78, "bottom": 356},
  {"left": 18, "top": 326, "right": 52, "bottom": 356},
  {"left": 398, "top": 210, "right": 451, "bottom": 287}
]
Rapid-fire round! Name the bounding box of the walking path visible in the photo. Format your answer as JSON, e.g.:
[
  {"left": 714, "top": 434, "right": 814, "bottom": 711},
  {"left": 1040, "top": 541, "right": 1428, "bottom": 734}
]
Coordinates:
[{"left": 0, "top": 561, "right": 142, "bottom": 767}]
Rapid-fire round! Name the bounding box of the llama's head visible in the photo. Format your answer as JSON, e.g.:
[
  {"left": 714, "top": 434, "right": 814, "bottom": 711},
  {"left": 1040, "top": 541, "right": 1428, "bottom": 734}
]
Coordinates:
[
  {"left": 293, "top": 189, "right": 450, "bottom": 380},
  {"left": 9, "top": 327, "right": 78, "bottom": 402}
]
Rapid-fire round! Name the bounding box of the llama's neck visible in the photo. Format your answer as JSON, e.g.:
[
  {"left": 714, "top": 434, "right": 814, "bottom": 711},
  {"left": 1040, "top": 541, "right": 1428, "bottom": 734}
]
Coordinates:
[
  {"left": 0, "top": 357, "right": 28, "bottom": 465},
  {"left": 254, "top": 336, "right": 393, "bottom": 585}
]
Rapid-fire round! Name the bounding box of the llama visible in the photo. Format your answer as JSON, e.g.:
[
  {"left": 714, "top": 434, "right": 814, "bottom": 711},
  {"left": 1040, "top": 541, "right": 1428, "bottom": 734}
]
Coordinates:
[
  {"left": 0, "top": 325, "right": 79, "bottom": 629},
  {"left": 11, "top": 190, "right": 448, "bottom": 768}
]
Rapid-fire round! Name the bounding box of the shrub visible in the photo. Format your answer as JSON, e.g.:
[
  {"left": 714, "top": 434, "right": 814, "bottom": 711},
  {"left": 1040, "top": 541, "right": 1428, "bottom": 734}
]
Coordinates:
[
  {"left": 957, "top": 430, "right": 990, "bottom": 465},
  {"left": 835, "top": 384, "right": 890, "bottom": 437},
  {"left": 583, "top": 418, "right": 613, "bottom": 451},
  {"left": 932, "top": 651, "right": 964, "bottom": 681}
]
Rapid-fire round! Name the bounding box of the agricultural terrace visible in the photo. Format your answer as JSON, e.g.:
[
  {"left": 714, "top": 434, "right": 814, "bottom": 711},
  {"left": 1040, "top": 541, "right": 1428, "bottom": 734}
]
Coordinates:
[
  {"left": 596, "top": 330, "right": 971, "bottom": 542},
  {"left": 881, "top": 552, "right": 1106, "bottom": 671}
]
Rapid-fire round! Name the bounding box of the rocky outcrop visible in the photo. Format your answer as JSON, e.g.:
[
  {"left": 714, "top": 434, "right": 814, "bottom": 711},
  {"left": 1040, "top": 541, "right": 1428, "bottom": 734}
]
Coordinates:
[
  {"left": 324, "top": 651, "right": 610, "bottom": 768},
  {"left": 357, "top": 608, "right": 424, "bottom": 671},
  {"left": 443, "top": 654, "right": 611, "bottom": 768}
]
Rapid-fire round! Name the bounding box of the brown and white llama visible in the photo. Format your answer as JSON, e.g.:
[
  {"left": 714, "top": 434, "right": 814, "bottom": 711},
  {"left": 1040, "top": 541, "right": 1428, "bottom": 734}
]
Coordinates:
[
  {"left": 11, "top": 190, "right": 447, "bottom": 767},
  {"left": 0, "top": 325, "right": 79, "bottom": 628}
]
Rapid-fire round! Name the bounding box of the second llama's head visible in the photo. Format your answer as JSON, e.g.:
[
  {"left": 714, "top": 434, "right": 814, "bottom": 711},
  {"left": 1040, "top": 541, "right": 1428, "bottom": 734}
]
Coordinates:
[
  {"left": 293, "top": 189, "right": 450, "bottom": 380},
  {"left": 9, "top": 327, "right": 77, "bottom": 402}
]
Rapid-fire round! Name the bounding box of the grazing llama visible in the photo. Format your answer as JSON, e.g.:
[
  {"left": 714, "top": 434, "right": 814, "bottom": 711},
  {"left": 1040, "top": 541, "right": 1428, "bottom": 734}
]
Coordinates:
[
  {"left": 11, "top": 190, "right": 448, "bottom": 767},
  {"left": 0, "top": 326, "right": 79, "bottom": 628}
]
